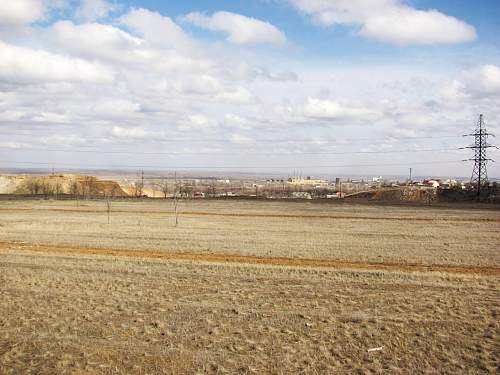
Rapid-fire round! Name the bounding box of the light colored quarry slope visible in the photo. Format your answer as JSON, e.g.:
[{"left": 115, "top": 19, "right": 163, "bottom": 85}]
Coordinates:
[{"left": 0, "top": 174, "right": 128, "bottom": 196}]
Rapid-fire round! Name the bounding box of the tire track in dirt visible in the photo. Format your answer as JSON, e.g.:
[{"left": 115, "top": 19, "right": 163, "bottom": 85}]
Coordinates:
[
  {"left": 0, "top": 207, "right": 499, "bottom": 222},
  {"left": 0, "top": 241, "right": 498, "bottom": 276}
]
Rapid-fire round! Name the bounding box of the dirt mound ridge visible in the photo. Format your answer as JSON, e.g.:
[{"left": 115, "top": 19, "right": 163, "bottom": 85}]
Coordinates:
[
  {"left": 0, "top": 174, "right": 128, "bottom": 197},
  {"left": 347, "top": 187, "right": 437, "bottom": 204}
]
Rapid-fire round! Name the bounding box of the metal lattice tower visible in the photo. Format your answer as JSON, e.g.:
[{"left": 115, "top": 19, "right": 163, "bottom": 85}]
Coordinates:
[{"left": 463, "top": 114, "right": 496, "bottom": 198}]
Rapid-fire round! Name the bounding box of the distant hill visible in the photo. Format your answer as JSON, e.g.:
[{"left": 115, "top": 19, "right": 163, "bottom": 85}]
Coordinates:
[{"left": 0, "top": 174, "right": 128, "bottom": 197}]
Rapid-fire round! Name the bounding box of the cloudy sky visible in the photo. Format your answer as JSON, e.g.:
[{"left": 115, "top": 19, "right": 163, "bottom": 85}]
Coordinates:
[{"left": 0, "top": 0, "right": 499, "bottom": 178}]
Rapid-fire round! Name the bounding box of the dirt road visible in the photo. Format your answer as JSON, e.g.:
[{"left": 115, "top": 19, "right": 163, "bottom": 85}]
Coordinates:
[{"left": 1, "top": 240, "right": 498, "bottom": 276}]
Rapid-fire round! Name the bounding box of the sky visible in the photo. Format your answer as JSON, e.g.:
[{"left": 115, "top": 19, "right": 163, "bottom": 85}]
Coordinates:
[{"left": 0, "top": 0, "right": 499, "bottom": 178}]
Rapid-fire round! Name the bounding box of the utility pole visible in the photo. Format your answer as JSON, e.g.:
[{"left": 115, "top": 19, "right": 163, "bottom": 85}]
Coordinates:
[
  {"left": 409, "top": 168, "right": 412, "bottom": 185},
  {"left": 462, "top": 114, "right": 496, "bottom": 200}
]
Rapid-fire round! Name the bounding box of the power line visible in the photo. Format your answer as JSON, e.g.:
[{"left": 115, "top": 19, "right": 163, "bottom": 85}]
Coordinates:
[
  {"left": 0, "top": 131, "right": 464, "bottom": 144},
  {"left": 0, "top": 146, "right": 464, "bottom": 156},
  {"left": 0, "top": 130, "right": 479, "bottom": 174},
  {"left": 0, "top": 158, "right": 463, "bottom": 171}
]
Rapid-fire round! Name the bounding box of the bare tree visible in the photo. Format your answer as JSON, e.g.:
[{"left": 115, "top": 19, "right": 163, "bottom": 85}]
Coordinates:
[
  {"left": 81, "top": 176, "right": 99, "bottom": 199},
  {"left": 157, "top": 178, "right": 169, "bottom": 199},
  {"left": 133, "top": 171, "right": 145, "bottom": 198},
  {"left": 81, "top": 176, "right": 91, "bottom": 199},
  {"left": 207, "top": 180, "right": 217, "bottom": 198},
  {"left": 69, "top": 179, "right": 79, "bottom": 196},
  {"left": 133, "top": 181, "right": 143, "bottom": 197},
  {"left": 25, "top": 178, "right": 41, "bottom": 196},
  {"left": 53, "top": 181, "right": 63, "bottom": 200},
  {"left": 173, "top": 172, "right": 179, "bottom": 227},
  {"left": 69, "top": 179, "right": 80, "bottom": 206},
  {"left": 40, "top": 180, "right": 54, "bottom": 196},
  {"left": 105, "top": 196, "right": 111, "bottom": 224},
  {"left": 110, "top": 184, "right": 121, "bottom": 198}
]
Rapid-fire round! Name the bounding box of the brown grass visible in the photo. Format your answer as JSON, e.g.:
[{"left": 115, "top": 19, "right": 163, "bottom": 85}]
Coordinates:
[
  {"left": 1, "top": 206, "right": 500, "bottom": 222},
  {"left": 0, "top": 200, "right": 498, "bottom": 267},
  {"left": 1, "top": 241, "right": 499, "bottom": 276},
  {"left": 0, "top": 199, "right": 498, "bottom": 374},
  {"left": 0, "top": 251, "right": 498, "bottom": 374}
]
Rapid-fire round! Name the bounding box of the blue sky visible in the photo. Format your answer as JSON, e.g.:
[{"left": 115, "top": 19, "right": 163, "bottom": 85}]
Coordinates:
[
  {"left": 126, "top": 0, "right": 500, "bottom": 56},
  {"left": 0, "top": 0, "right": 499, "bottom": 177},
  {"left": 86, "top": 0, "right": 497, "bottom": 64}
]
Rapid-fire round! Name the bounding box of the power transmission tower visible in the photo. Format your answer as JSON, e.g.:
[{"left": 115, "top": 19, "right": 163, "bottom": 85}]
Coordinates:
[{"left": 462, "top": 114, "right": 496, "bottom": 199}]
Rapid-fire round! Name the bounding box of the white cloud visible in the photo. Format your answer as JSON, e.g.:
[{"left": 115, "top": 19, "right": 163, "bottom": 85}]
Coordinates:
[
  {"left": 111, "top": 126, "right": 148, "bottom": 139},
  {"left": 0, "top": 40, "right": 114, "bottom": 84},
  {"left": 441, "top": 79, "right": 467, "bottom": 101},
  {"left": 395, "top": 112, "right": 447, "bottom": 130},
  {"left": 75, "top": 0, "right": 116, "bottom": 21},
  {"left": 0, "top": 109, "right": 29, "bottom": 122},
  {"left": 278, "top": 97, "right": 382, "bottom": 124},
  {"left": 48, "top": 21, "right": 142, "bottom": 63},
  {"left": 289, "top": 0, "right": 476, "bottom": 45},
  {"left": 224, "top": 113, "right": 249, "bottom": 129},
  {"left": 466, "top": 65, "right": 500, "bottom": 96},
  {"left": 31, "top": 111, "right": 69, "bottom": 124},
  {"left": 119, "top": 8, "right": 193, "bottom": 50},
  {"left": 173, "top": 74, "right": 256, "bottom": 104},
  {"left": 304, "top": 98, "right": 380, "bottom": 121},
  {"left": 174, "top": 74, "right": 223, "bottom": 96},
  {"left": 81, "top": 98, "right": 142, "bottom": 119},
  {"left": 39, "top": 133, "right": 88, "bottom": 146},
  {"left": 229, "top": 133, "right": 252, "bottom": 144},
  {"left": 442, "top": 64, "right": 500, "bottom": 100},
  {"left": 222, "top": 114, "right": 269, "bottom": 131},
  {"left": 0, "top": 2, "right": 495, "bottom": 177},
  {"left": 46, "top": 20, "right": 213, "bottom": 75},
  {"left": 176, "top": 114, "right": 219, "bottom": 132},
  {"left": 0, "top": 141, "right": 27, "bottom": 149},
  {"left": 215, "top": 86, "right": 256, "bottom": 104},
  {"left": 0, "top": 0, "right": 68, "bottom": 33},
  {"left": 359, "top": 8, "right": 477, "bottom": 45},
  {"left": 0, "top": 0, "right": 45, "bottom": 26},
  {"left": 188, "top": 114, "right": 211, "bottom": 127},
  {"left": 252, "top": 67, "right": 298, "bottom": 82},
  {"left": 185, "top": 11, "right": 287, "bottom": 46}
]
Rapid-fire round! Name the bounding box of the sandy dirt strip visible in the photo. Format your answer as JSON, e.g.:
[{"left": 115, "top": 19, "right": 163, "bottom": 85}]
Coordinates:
[
  {"left": 1, "top": 240, "right": 499, "bottom": 276},
  {"left": 1, "top": 206, "right": 500, "bottom": 222}
]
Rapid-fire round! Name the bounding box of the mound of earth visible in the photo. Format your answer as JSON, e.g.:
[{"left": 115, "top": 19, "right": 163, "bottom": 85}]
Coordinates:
[
  {"left": 0, "top": 174, "right": 128, "bottom": 197},
  {"left": 0, "top": 176, "right": 21, "bottom": 194},
  {"left": 347, "top": 187, "right": 437, "bottom": 204}
]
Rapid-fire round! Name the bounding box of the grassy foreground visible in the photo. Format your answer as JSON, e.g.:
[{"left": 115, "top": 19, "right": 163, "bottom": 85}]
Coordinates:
[
  {"left": 0, "top": 199, "right": 499, "bottom": 266},
  {"left": 0, "top": 199, "right": 498, "bottom": 374},
  {"left": 1, "top": 251, "right": 498, "bottom": 374}
]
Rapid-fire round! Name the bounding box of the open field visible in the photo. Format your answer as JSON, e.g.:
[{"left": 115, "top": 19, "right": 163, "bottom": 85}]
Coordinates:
[
  {"left": 1, "top": 250, "right": 499, "bottom": 374},
  {"left": 0, "top": 199, "right": 499, "bottom": 266},
  {"left": 0, "top": 199, "right": 499, "bottom": 374}
]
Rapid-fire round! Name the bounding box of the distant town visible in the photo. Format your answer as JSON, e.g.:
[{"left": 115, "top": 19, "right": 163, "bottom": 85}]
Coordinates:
[{"left": 1, "top": 171, "right": 498, "bottom": 204}]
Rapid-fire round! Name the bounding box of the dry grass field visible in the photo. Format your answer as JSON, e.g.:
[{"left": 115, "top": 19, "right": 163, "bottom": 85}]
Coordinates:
[
  {"left": 0, "top": 199, "right": 499, "bottom": 266},
  {"left": 0, "top": 199, "right": 499, "bottom": 374}
]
